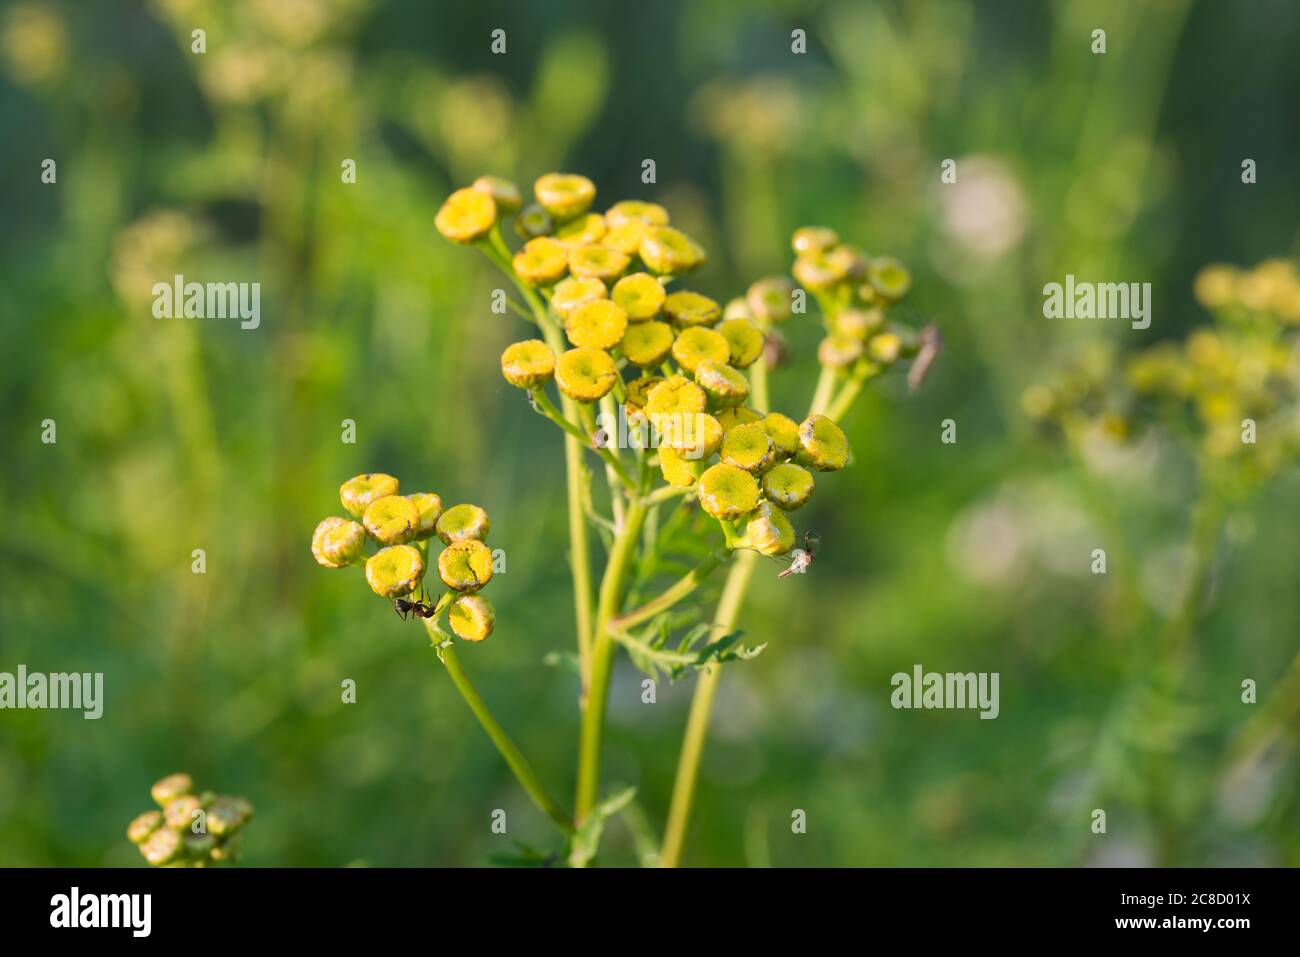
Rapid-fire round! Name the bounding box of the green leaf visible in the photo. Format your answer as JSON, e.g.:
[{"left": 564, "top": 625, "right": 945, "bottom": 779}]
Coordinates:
[{"left": 566, "top": 786, "right": 636, "bottom": 868}]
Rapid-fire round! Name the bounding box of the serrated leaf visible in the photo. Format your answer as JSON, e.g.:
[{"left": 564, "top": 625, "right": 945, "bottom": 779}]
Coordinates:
[{"left": 567, "top": 786, "right": 636, "bottom": 867}]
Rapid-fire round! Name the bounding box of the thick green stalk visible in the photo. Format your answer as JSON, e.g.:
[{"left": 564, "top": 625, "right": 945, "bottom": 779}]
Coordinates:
[
  {"left": 427, "top": 631, "right": 573, "bottom": 834},
  {"left": 574, "top": 496, "right": 648, "bottom": 826},
  {"left": 659, "top": 548, "right": 757, "bottom": 866}
]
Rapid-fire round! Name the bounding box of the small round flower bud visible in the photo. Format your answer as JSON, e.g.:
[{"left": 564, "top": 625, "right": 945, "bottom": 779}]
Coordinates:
[
  {"left": 675, "top": 412, "right": 723, "bottom": 459},
  {"left": 128, "top": 810, "right": 163, "bottom": 844},
  {"left": 716, "top": 405, "right": 763, "bottom": 430},
  {"left": 140, "top": 827, "right": 183, "bottom": 866},
  {"left": 207, "top": 795, "right": 253, "bottom": 836},
  {"left": 717, "top": 317, "right": 764, "bottom": 368},
  {"left": 793, "top": 250, "right": 848, "bottom": 291},
  {"left": 365, "top": 545, "right": 426, "bottom": 598},
  {"left": 639, "top": 226, "right": 704, "bottom": 274},
  {"left": 620, "top": 320, "right": 675, "bottom": 368},
  {"left": 867, "top": 331, "right": 903, "bottom": 365},
  {"left": 866, "top": 256, "right": 911, "bottom": 302},
  {"left": 741, "top": 501, "right": 795, "bottom": 556},
  {"left": 555, "top": 347, "right": 619, "bottom": 401},
  {"left": 671, "top": 327, "right": 730, "bottom": 374},
  {"left": 647, "top": 374, "right": 706, "bottom": 415},
  {"left": 363, "top": 494, "right": 421, "bottom": 545},
  {"left": 836, "top": 307, "right": 885, "bottom": 340},
  {"left": 569, "top": 244, "right": 630, "bottom": 282},
  {"left": 818, "top": 335, "right": 864, "bottom": 368},
  {"left": 164, "top": 794, "right": 202, "bottom": 831},
  {"left": 472, "top": 175, "right": 522, "bottom": 213},
  {"left": 438, "top": 539, "right": 495, "bottom": 592},
  {"left": 449, "top": 593, "right": 495, "bottom": 641},
  {"left": 1193, "top": 263, "right": 1240, "bottom": 309},
  {"left": 566, "top": 299, "right": 628, "bottom": 350},
  {"left": 746, "top": 277, "right": 796, "bottom": 324},
  {"left": 312, "top": 517, "right": 366, "bottom": 568},
  {"left": 407, "top": 493, "right": 444, "bottom": 539},
  {"left": 762, "top": 462, "right": 814, "bottom": 509},
  {"left": 760, "top": 412, "right": 801, "bottom": 458},
  {"left": 551, "top": 277, "right": 607, "bottom": 318},
  {"left": 515, "top": 203, "right": 554, "bottom": 239},
  {"left": 663, "top": 290, "right": 721, "bottom": 328},
  {"left": 697, "top": 463, "right": 761, "bottom": 521},
  {"left": 435, "top": 503, "right": 490, "bottom": 544},
  {"left": 797, "top": 413, "right": 850, "bottom": 471},
  {"left": 695, "top": 360, "right": 751, "bottom": 408},
  {"left": 151, "top": 773, "right": 194, "bottom": 807},
  {"left": 340, "top": 473, "right": 400, "bottom": 517},
  {"left": 720, "top": 422, "right": 774, "bottom": 472},
  {"left": 435, "top": 187, "right": 497, "bottom": 244},
  {"left": 659, "top": 447, "right": 701, "bottom": 487},
  {"left": 535, "top": 172, "right": 596, "bottom": 220},
  {"left": 554, "top": 212, "right": 607, "bottom": 247},
  {"left": 501, "top": 339, "right": 556, "bottom": 388},
  {"left": 612, "top": 272, "right": 666, "bottom": 320},
  {"left": 791, "top": 226, "right": 839, "bottom": 255},
  {"left": 606, "top": 200, "right": 669, "bottom": 227},
  {"left": 602, "top": 220, "right": 648, "bottom": 255},
  {"left": 513, "top": 237, "right": 569, "bottom": 285},
  {"left": 624, "top": 375, "right": 663, "bottom": 417}
]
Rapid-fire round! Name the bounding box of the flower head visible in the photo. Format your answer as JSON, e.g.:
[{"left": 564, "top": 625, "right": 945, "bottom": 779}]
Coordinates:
[
  {"left": 407, "top": 493, "right": 444, "bottom": 539},
  {"left": 664, "top": 290, "right": 721, "bottom": 328},
  {"left": 671, "top": 327, "right": 730, "bottom": 374},
  {"left": 438, "top": 539, "right": 495, "bottom": 592},
  {"left": 340, "top": 473, "right": 400, "bottom": 517},
  {"left": 740, "top": 501, "right": 795, "bottom": 556},
  {"left": 556, "top": 346, "right": 619, "bottom": 401},
  {"left": 436, "top": 187, "right": 497, "bottom": 244},
  {"left": 797, "top": 414, "right": 850, "bottom": 471},
  {"left": 620, "top": 320, "right": 675, "bottom": 368},
  {"left": 647, "top": 374, "right": 706, "bottom": 415},
  {"left": 612, "top": 272, "right": 666, "bottom": 320},
  {"left": 365, "top": 545, "right": 426, "bottom": 597},
  {"left": 551, "top": 276, "right": 607, "bottom": 318},
  {"left": 435, "top": 503, "right": 490, "bottom": 544},
  {"left": 449, "top": 593, "right": 496, "bottom": 641},
  {"left": 606, "top": 200, "right": 669, "bottom": 227},
  {"left": 639, "top": 225, "right": 705, "bottom": 275},
  {"left": 472, "top": 175, "right": 522, "bottom": 213},
  {"left": 720, "top": 422, "right": 774, "bottom": 472},
  {"left": 762, "top": 462, "right": 814, "bottom": 509},
  {"left": 566, "top": 299, "right": 629, "bottom": 350},
  {"left": 311, "top": 516, "right": 366, "bottom": 568},
  {"left": 513, "top": 237, "right": 569, "bottom": 285},
  {"left": 535, "top": 172, "right": 596, "bottom": 220},
  {"left": 717, "top": 317, "right": 764, "bottom": 368},
  {"left": 363, "top": 495, "right": 420, "bottom": 545},
  {"left": 501, "top": 339, "right": 556, "bottom": 388},
  {"left": 696, "top": 462, "right": 761, "bottom": 520},
  {"left": 745, "top": 277, "right": 795, "bottom": 325}
]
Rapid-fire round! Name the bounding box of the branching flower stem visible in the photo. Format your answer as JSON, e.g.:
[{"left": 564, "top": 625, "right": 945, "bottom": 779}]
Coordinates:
[
  {"left": 424, "top": 622, "right": 573, "bottom": 835},
  {"left": 611, "top": 550, "right": 727, "bottom": 634}
]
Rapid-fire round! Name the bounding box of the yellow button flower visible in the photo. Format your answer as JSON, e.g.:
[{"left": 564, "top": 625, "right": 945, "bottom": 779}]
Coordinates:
[
  {"left": 438, "top": 539, "right": 495, "bottom": 592},
  {"left": 791, "top": 225, "right": 839, "bottom": 255},
  {"left": 741, "top": 501, "right": 795, "bottom": 556},
  {"left": 566, "top": 299, "right": 628, "bottom": 349},
  {"left": 659, "top": 446, "right": 700, "bottom": 487},
  {"left": 501, "top": 339, "right": 556, "bottom": 389},
  {"left": 515, "top": 203, "right": 554, "bottom": 239},
  {"left": 746, "top": 277, "right": 796, "bottom": 324},
  {"left": 818, "top": 335, "right": 864, "bottom": 368},
  {"left": 664, "top": 290, "right": 721, "bottom": 327},
  {"left": 671, "top": 327, "right": 730, "bottom": 374},
  {"left": 717, "top": 317, "right": 764, "bottom": 368},
  {"left": 340, "top": 473, "right": 400, "bottom": 517},
  {"left": 535, "top": 172, "right": 596, "bottom": 220},
  {"left": 435, "top": 503, "right": 490, "bottom": 544},
  {"left": 720, "top": 422, "right": 773, "bottom": 472},
  {"left": 606, "top": 200, "right": 669, "bottom": 227},
  {"left": 646, "top": 374, "right": 706, "bottom": 415},
  {"left": 612, "top": 272, "right": 666, "bottom": 320},
  {"left": 696, "top": 462, "right": 760, "bottom": 521},
  {"left": 602, "top": 219, "right": 648, "bottom": 256},
  {"left": 695, "top": 360, "right": 751, "bottom": 407},
  {"left": 363, "top": 494, "right": 421, "bottom": 545},
  {"left": 797, "top": 413, "right": 850, "bottom": 471},
  {"left": 449, "top": 593, "right": 495, "bottom": 641},
  {"left": 762, "top": 462, "right": 814, "bottom": 509},
  {"left": 639, "top": 225, "right": 704, "bottom": 274},
  {"left": 513, "top": 237, "right": 569, "bottom": 285},
  {"left": 760, "top": 412, "right": 801, "bottom": 457},
  {"left": 407, "top": 493, "right": 444, "bottom": 539},
  {"left": 836, "top": 308, "right": 885, "bottom": 340},
  {"left": 555, "top": 212, "right": 607, "bottom": 247},
  {"left": 435, "top": 187, "right": 497, "bottom": 244},
  {"left": 716, "top": 405, "right": 763, "bottom": 430},
  {"left": 151, "top": 773, "right": 193, "bottom": 807},
  {"left": 624, "top": 374, "right": 663, "bottom": 417},
  {"left": 662, "top": 412, "right": 722, "bottom": 460},
  {"left": 311, "top": 516, "right": 366, "bottom": 568},
  {"left": 551, "top": 276, "right": 607, "bottom": 318},
  {"left": 866, "top": 256, "right": 911, "bottom": 302},
  {"left": 569, "top": 243, "right": 630, "bottom": 282},
  {"left": 556, "top": 346, "right": 619, "bottom": 401},
  {"left": 620, "top": 320, "right": 675, "bottom": 368},
  {"left": 365, "top": 544, "right": 426, "bottom": 598},
  {"left": 868, "top": 331, "right": 903, "bottom": 365}
]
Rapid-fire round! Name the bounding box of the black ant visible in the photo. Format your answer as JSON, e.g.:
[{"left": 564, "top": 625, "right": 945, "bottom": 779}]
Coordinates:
[
  {"left": 775, "top": 531, "right": 820, "bottom": 579},
  {"left": 394, "top": 587, "right": 437, "bottom": 620}
]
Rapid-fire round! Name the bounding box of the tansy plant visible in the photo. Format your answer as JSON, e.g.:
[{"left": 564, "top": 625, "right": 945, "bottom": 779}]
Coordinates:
[
  {"left": 126, "top": 773, "right": 254, "bottom": 867},
  {"left": 316, "top": 173, "right": 932, "bottom": 866}
]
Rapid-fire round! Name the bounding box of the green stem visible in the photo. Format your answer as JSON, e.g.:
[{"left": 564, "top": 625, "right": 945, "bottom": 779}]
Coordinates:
[
  {"left": 611, "top": 551, "right": 726, "bottom": 633},
  {"left": 427, "top": 632, "right": 573, "bottom": 834},
  {"left": 659, "top": 548, "right": 758, "bottom": 866},
  {"left": 809, "top": 365, "right": 837, "bottom": 416},
  {"left": 826, "top": 376, "right": 865, "bottom": 422},
  {"left": 574, "top": 496, "right": 649, "bottom": 830}
]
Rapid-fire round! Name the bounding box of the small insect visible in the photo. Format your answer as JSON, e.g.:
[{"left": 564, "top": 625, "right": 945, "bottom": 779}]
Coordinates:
[
  {"left": 592, "top": 427, "right": 609, "bottom": 450},
  {"left": 907, "top": 324, "right": 942, "bottom": 393},
  {"left": 394, "top": 588, "right": 436, "bottom": 620},
  {"left": 776, "top": 531, "right": 820, "bottom": 579}
]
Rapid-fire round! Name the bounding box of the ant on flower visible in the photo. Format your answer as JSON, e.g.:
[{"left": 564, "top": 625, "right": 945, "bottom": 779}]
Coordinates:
[
  {"left": 776, "top": 531, "right": 820, "bottom": 579},
  {"left": 394, "top": 587, "right": 437, "bottom": 621}
]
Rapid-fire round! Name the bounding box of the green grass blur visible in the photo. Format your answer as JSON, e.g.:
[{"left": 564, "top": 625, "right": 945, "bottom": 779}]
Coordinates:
[{"left": 1, "top": 0, "right": 1298, "bottom": 866}]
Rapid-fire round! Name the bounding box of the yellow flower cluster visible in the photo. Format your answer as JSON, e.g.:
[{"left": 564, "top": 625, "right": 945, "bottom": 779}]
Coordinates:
[
  {"left": 311, "top": 473, "right": 496, "bottom": 641},
  {"left": 126, "top": 773, "right": 254, "bottom": 867}
]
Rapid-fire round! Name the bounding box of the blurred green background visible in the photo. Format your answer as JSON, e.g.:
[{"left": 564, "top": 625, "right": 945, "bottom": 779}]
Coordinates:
[{"left": 2, "top": 0, "right": 1299, "bottom": 866}]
